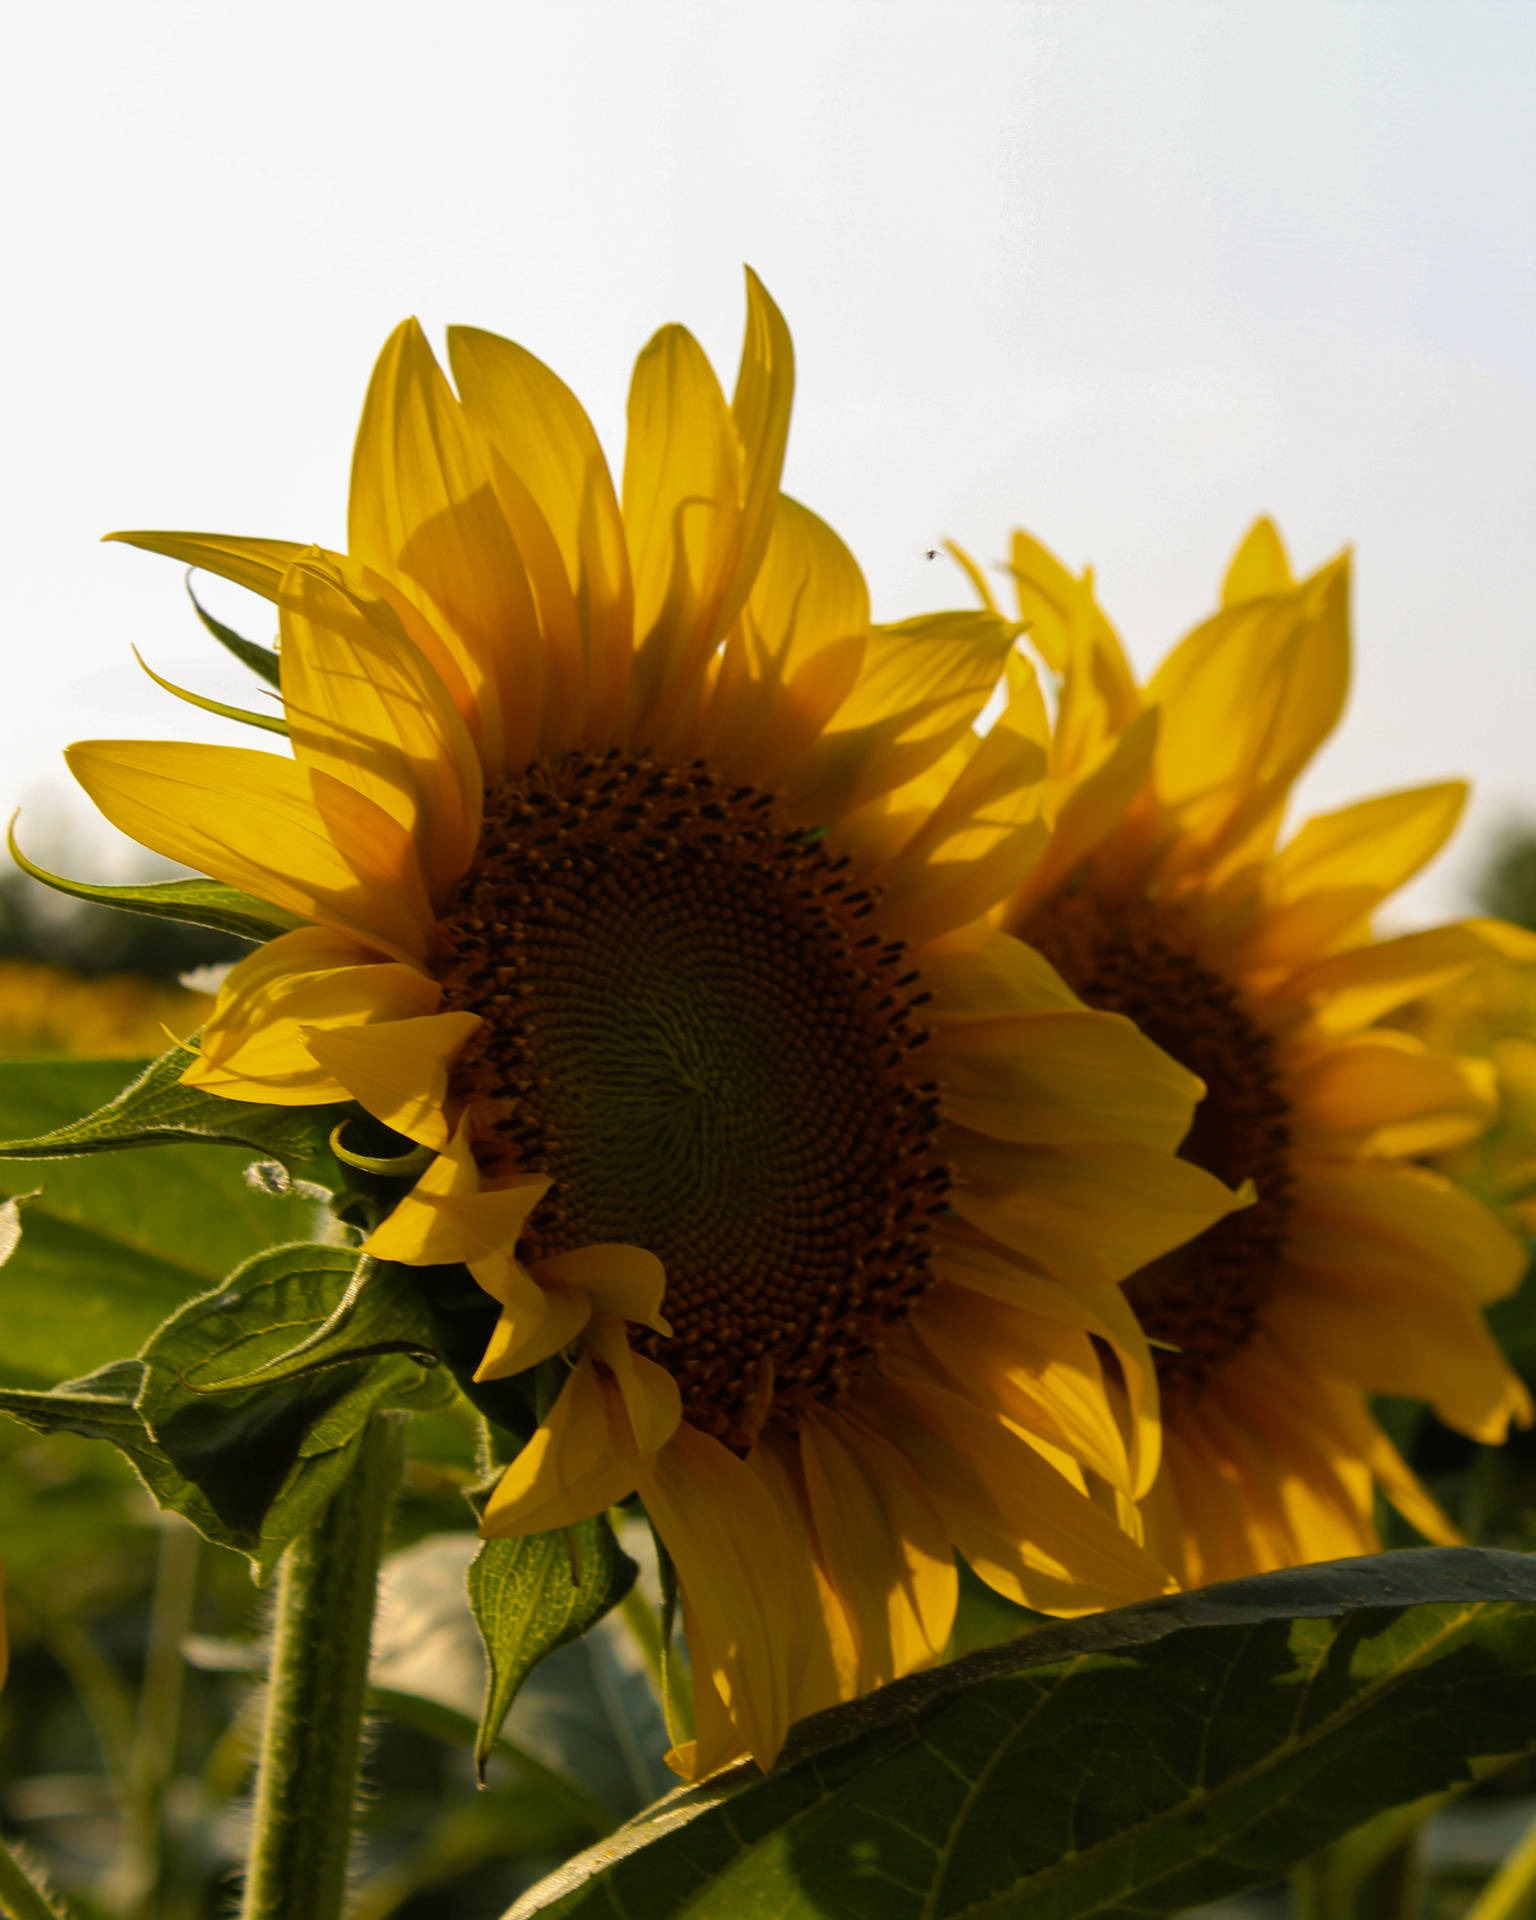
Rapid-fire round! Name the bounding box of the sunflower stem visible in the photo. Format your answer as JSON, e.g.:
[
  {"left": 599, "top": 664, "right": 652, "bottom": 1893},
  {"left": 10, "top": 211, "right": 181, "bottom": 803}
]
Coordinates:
[{"left": 239, "top": 1412, "right": 406, "bottom": 1920}]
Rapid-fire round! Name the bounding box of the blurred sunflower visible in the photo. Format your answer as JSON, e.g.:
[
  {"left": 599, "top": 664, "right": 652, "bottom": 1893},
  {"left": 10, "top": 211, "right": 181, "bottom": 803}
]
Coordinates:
[
  {"left": 953, "top": 515, "right": 1536, "bottom": 1587},
  {"left": 1393, "top": 961, "right": 1536, "bottom": 1238},
  {"left": 57, "top": 277, "right": 1246, "bottom": 1777}
]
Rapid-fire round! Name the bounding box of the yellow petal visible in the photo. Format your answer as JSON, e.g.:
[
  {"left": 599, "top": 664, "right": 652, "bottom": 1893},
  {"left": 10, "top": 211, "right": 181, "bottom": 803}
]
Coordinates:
[
  {"left": 1278, "top": 919, "right": 1536, "bottom": 1034},
  {"left": 920, "top": 921, "right": 1085, "bottom": 1020},
  {"left": 747, "top": 1433, "right": 861, "bottom": 1722},
  {"left": 303, "top": 1010, "right": 482, "bottom": 1150},
  {"left": 363, "top": 1169, "right": 551, "bottom": 1266},
  {"left": 927, "top": 1007, "right": 1204, "bottom": 1152},
  {"left": 949, "top": 1137, "right": 1249, "bottom": 1288},
  {"left": 277, "top": 556, "right": 483, "bottom": 896},
  {"left": 584, "top": 1316, "right": 682, "bottom": 1455},
  {"left": 706, "top": 496, "right": 868, "bottom": 789},
  {"left": 623, "top": 324, "right": 742, "bottom": 740},
  {"left": 1290, "top": 1029, "right": 1497, "bottom": 1158},
  {"left": 66, "top": 740, "right": 433, "bottom": 964},
  {"left": 535, "top": 1243, "right": 671, "bottom": 1334},
  {"left": 105, "top": 529, "right": 315, "bottom": 601},
  {"left": 908, "top": 1282, "right": 1134, "bottom": 1495},
  {"left": 1148, "top": 553, "right": 1350, "bottom": 876},
  {"left": 473, "top": 1269, "right": 591, "bottom": 1381},
  {"left": 348, "top": 318, "right": 543, "bottom": 773},
  {"left": 798, "top": 1410, "right": 956, "bottom": 1692},
  {"left": 719, "top": 269, "right": 795, "bottom": 636},
  {"left": 1291, "top": 1155, "right": 1528, "bottom": 1305},
  {"left": 855, "top": 1375, "right": 1172, "bottom": 1613},
  {"left": 636, "top": 1421, "right": 809, "bottom": 1770},
  {"left": 1004, "top": 709, "right": 1160, "bottom": 926},
  {"left": 803, "top": 610, "right": 1019, "bottom": 818},
  {"left": 1305, "top": 1373, "right": 1462, "bottom": 1546},
  {"left": 184, "top": 925, "right": 438, "bottom": 1103},
  {"left": 480, "top": 1356, "right": 644, "bottom": 1535},
  {"left": 448, "top": 322, "right": 634, "bottom": 740},
  {"left": 1221, "top": 515, "right": 1294, "bottom": 605}
]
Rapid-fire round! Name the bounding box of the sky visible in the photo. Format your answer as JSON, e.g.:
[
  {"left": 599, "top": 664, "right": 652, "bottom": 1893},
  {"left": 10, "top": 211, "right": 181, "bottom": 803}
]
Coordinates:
[{"left": 3, "top": 0, "right": 1533, "bottom": 925}]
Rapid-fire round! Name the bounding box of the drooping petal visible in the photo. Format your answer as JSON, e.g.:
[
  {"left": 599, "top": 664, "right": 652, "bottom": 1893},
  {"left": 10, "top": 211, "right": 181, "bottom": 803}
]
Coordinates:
[
  {"left": 480, "top": 1356, "right": 646, "bottom": 1535},
  {"left": 584, "top": 1316, "right": 683, "bottom": 1455},
  {"left": 105, "top": 529, "right": 316, "bottom": 601},
  {"left": 303, "top": 1011, "right": 482, "bottom": 1150},
  {"left": 534, "top": 1243, "right": 670, "bottom": 1333},
  {"left": 472, "top": 1269, "right": 591, "bottom": 1381},
  {"left": 65, "top": 740, "right": 433, "bottom": 964},
  {"left": 855, "top": 1375, "right": 1172, "bottom": 1614},
  {"left": 184, "top": 925, "right": 439, "bottom": 1102},
  {"left": 636, "top": 1420, "right": 809, "bottom": 1770},
  {"left": 1290, "top": 1029, "right": 1497, "bottom": 1159},
  {"left": 798, "top": 1410, "right": 957, "bottom": 1692}
]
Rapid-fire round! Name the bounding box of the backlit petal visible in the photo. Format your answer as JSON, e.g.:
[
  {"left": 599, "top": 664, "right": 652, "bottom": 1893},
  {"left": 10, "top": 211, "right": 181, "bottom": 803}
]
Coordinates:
[
  {"left": 304, "top": 1010, "right": 482, "bottom": 1150},
  {"left": 480, "top": 1356, "right": 644, "bottom": 1535}
]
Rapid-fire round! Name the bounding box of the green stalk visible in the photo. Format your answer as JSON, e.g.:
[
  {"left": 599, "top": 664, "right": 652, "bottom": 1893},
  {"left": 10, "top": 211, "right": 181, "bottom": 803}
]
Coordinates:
[
  {"left": 0, "top": 1831, "right": 81, "bottom": 1920},
  {"left": 1467, "top": 1804, "right": 1536, "bottom": 1920},
  {"left": 239, "top": 1413, "right": 407, "bottom": 1920},
  {"left": 119, "top": 1518, "right": 200, "bottom": 1920}
]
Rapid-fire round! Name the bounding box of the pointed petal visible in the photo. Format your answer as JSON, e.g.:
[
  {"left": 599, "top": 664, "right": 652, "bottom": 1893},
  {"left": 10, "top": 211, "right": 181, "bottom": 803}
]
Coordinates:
[
  {"left": 480, "top": 1356, "right": 644, "bottom": 1535},
  {"left": 448, "top": 323, "right": 633, "bottom": 740},
  {"left": 719, "top": 268, "right": 794, "bottom": 635},
  {"left": 65, "top": 740, "right": 433, "bottom": 963},
  {"left": 585, "top": 1316, "right": 682, "bottom": 1455},
  {"left": 1290, "top": 1029, "right": 1497, "bottom": 1158},
  {"left": 799, "top": 1411, "right": 956, "bottom": 1692},
  {"left": 855, "top": 1374, "right": 1172, "bottom": 1613},
  {"left": 1277, "top": 919, "right": 1536, "bottom": 1033},
  {"left": 472, "top": 1269, "right": 591, "bottom": 1380},
  {"left": 928, "top": 1007, "right": 1205, "bottom": 1152},
  {"left": 949, "top": 1137, "right": 1249, "bottom": 1287},
  {"left": 278, "top": 555, "right": 482, "bottom": 895},
  {"left": 303, "top": 1010, "right": 482, "bottom": 1150},
  {"left": 623, "top": 324, "right": 743, "bottom": 738},
  {"left": 534, "top": 1243, "right": 670, "bottom": 1333},
  {"left": 106, "top": 529, "right": 314, "bottom": 601},
  {"left": 1221, "top": 516, "right": 1294, "bottom": 605},
  {"left": 184, "top": 925, "right": 438, "bottom": 1102},
  {"left": 636, "top": 1421, "right": 808, "bottom": 1770},
  {"left": 348, "top": 318, "right": 545, "bottom": 772},
  {"left": 920, "top": 921, "right": 1085, "bottom": 1019}
]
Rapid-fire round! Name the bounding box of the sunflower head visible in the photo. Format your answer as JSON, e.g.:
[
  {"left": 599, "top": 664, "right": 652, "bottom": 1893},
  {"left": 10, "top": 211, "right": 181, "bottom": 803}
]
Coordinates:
[{"left": 54, "top": 280, "right": 1253, "bottom": 1775}]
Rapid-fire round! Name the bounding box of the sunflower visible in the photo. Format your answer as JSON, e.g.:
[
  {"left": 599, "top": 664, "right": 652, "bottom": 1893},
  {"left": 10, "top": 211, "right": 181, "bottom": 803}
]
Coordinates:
[
  {"left": 951, "top": 514, "right": 1536, "bottom": 1587},
  {"left": 60, "top": 276, "right": 1246, "bottom": 1777}
]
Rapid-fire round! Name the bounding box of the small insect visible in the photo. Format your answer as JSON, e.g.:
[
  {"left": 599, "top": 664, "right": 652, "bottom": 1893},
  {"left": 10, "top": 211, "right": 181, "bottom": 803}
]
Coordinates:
[{"left": 923, "top": 547, "right": 941, "bottom": 561}]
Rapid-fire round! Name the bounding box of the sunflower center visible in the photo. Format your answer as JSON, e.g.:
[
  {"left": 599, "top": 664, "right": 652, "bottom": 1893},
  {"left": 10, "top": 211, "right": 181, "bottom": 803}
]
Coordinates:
[
  {"left": 434, "top": 749, "right": 947, "bottom": 1449},
  {"left": 1020, "top": 889, "right": 1294, "bottom": 1404}
]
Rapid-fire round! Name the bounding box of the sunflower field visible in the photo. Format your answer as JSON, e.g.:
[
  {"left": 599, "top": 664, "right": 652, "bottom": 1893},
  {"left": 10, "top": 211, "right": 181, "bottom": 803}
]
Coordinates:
[{"left": 3, "top": 278, "right": 1536, "bottom": 1920}]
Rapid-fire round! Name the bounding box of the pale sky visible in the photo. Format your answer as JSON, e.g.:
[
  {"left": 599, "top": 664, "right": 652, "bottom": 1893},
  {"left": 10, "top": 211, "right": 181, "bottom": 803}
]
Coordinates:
[{"left": 4, "top": 1, "right": 1533, "bottom": 925}]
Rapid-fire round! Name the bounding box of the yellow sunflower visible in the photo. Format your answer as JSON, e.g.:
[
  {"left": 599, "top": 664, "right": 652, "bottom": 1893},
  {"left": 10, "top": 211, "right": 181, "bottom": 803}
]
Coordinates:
[
  {"left": 60, "top": 276, "right": 1245, "bottom": 1777},
  {"left": 951, "top": 514, "right": 1536, "bottom": 1587}
]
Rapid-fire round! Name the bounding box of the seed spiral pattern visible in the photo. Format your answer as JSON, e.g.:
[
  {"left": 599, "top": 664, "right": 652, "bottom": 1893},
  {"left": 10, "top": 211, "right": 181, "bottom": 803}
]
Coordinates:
[
  {"left": 1021, "top": 890, "right": 1294, "bottom": 1403},
  {"left": 434, "top": 750, "right": 949, "bottom": 1449}
]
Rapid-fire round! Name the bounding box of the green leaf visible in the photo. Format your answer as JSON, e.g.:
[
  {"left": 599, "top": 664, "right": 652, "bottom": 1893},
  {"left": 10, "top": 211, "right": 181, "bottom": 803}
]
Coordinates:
[
  {"left": 0, "top": 1058, "right": 328, "bottom": 1387},
  {"left": 8, "top": 823, "right": 298, "bottom": 943},
  {"left": 0, "top": 1247, "right": 445, "bottom": 1572},
  {"left": 0, "top": 1046, "right": 344, "bottom": 1178},
  {"left": 186, "top": 571, "right": 283, "bottom": 688},
  {"left": 509, "top": 1547, "right": 1536, "bottom": 1920},
  {"left": 468, "top": 1517, "right": 638, "bottom": 1781}
]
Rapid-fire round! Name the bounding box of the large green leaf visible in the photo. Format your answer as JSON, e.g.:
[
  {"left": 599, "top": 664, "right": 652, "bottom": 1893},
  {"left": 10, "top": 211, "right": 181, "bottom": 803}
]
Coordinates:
[
  {"left": 509, "top": 1548, "right": 1536, "bottom": 1920},
  {"left": 468, "top": 1519, "right": 639, "bottom": 1780},
  {"left": 0, "top": 1246, "right": 447, "bottom": 1572},
  {"left": 0, "top": 1047, "right": 344, "bottom": 1176},
  {"left": 0, "top": 1058, "right": 327, "bottom": 1386}
]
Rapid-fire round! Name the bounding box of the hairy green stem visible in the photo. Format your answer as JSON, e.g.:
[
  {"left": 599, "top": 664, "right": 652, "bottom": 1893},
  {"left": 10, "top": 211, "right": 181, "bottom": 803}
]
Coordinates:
[
  {"left": 239, "top": 1413, "right": 406, "bottom": 1920},
  {"left": 1468, "top": 1804, "right": 1536, "bottom": 1920},
  {"left": 0, "top": 1830, "right": 80, "bottom": 1920}
]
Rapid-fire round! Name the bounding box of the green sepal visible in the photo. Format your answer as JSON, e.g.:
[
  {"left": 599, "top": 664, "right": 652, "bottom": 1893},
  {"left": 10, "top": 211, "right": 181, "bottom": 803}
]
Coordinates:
[
  {"left": 8, "top": 821, "right": 301, "bottom": 943},
  {"left": 467, "top": 1515, "right": 638, "bottom": 1781},
  {"left": 0, "top": 1245, "right": 448, "bottom": 1575},
  {"left": 186, "top": 571, "right": 283, "bottom": 688},
  {"left": 0, "top": 1038, "right": 345, "bottom": 1180},
  {"left": 512, "top": 1547, "right": 1536, "bottom": 1920},
  {"left": 134, "top": 644, "right": 288, "bottom": 735}
]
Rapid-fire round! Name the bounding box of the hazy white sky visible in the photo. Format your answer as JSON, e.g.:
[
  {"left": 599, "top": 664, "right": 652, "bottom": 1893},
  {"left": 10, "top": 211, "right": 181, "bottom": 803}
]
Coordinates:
[{"left": 4, "top": 1, "right": 1533, "bottom": 923}]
